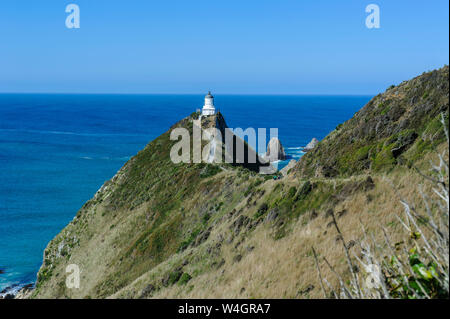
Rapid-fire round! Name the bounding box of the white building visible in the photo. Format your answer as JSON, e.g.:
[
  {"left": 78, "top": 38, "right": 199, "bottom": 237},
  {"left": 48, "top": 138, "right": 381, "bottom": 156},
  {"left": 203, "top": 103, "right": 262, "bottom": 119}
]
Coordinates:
[{"left": 202, "top": 91, "right": 216, "bottom": 116}]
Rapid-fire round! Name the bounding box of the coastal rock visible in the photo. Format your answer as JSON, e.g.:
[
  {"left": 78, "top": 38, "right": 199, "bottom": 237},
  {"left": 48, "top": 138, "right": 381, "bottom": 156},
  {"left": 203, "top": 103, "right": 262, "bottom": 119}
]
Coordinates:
[
  {"left": 280, "top": 159, "right": 296, "bottom": 176},
  {"left": 304, "top": 138, "right": 319, "bottom": 152},
  {"left": 265, "top": 137, "right": 286, "bottom": 162},
  {"left": 0, "top": 282, "right": 34, "bottom": 299},
  {"left": 14, "top": 284, "right": 34, "bottom": 299}
]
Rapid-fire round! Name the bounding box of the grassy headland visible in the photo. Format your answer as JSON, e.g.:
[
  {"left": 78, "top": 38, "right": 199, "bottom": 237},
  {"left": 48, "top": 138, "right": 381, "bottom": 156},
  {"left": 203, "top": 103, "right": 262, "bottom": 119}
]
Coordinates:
[{"left": 31, "top": 66, "right": 449, "bottom": 299}]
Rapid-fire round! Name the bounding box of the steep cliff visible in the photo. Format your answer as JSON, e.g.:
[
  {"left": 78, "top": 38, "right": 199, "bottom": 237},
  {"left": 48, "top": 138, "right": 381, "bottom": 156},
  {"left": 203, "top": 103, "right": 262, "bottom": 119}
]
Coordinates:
[{"left": 31, "top": 67, "right": 448, "bottom": 299}]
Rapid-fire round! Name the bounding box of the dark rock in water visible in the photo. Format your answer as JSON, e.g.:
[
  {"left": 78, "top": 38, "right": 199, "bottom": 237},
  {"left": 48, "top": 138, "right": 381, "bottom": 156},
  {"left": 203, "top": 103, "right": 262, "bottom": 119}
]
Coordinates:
[
  {"left": 14, "top": 283, "right": 34, "bottom": 299},
  {"left": 304, "top": 138, "right": 319, "bottom": 152},
  {"left": 0, "top": 268, "right": 5, "bottom": 275},
  {"left": 15, "top": 283, "right": 33, "bottom": 292},
  {"left": 265, "top": 137, "right": 286, "bottom": 161},
  {"left": 1, "top": 283, "right": 19, "bottom": 294},
  {"left": 0, "top": 282, "right": 34, "bottom": 299}
]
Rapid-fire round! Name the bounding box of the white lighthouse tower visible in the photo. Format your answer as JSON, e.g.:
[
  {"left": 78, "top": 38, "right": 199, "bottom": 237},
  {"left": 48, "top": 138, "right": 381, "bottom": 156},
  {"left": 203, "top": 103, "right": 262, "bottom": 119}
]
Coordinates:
[{"left": 202, "top": 91, "right": 216, "bottom": 116}]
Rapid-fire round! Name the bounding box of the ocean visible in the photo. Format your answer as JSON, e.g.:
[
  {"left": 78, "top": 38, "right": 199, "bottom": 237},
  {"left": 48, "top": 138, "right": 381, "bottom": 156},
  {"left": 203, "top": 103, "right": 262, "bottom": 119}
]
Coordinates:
[{"left": 0, "top": 94, "right": 371, "bottom": 292}]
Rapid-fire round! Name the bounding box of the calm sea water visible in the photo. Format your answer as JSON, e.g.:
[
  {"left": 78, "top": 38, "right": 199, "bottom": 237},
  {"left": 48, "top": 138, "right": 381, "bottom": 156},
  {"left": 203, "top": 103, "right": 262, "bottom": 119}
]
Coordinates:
[{"left": 0, "top": 94, "right": 371, "bottom": 291}]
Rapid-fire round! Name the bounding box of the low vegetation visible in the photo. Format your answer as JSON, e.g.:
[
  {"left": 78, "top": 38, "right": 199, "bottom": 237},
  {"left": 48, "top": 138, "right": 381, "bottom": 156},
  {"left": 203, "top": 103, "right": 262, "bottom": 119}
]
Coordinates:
[
  {"left": 31, "top": 66, "right": 449, "bottom": 299},
  {"left": 313, "top": 114, "right": 449, "bottom": 298}
]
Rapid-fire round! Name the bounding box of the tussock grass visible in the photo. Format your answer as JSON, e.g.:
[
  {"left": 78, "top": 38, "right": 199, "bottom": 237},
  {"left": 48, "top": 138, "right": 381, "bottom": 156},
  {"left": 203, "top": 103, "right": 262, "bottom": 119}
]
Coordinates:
[{"left": 313, "top": 114, "right": 449, "bottom": 299}]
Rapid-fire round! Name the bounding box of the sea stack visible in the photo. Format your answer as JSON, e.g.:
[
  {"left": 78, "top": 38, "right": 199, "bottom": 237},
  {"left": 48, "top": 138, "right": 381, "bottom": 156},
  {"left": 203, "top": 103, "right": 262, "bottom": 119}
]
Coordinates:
[
  {"left": 304, "top": 138, "right": 319, "bottom": 152},
  {"left": 266, "top": 137, "right": 286, "bottom": 162}
]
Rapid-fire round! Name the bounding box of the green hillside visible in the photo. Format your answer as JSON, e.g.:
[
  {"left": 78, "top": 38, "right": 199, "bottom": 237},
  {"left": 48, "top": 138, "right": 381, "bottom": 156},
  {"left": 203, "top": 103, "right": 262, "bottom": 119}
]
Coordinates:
[
  {"left": 30, "top": 66, "right": 449, "bottom": 299},
  {"left": 295, "top": 66, "right": 449, "bottom": 177}
]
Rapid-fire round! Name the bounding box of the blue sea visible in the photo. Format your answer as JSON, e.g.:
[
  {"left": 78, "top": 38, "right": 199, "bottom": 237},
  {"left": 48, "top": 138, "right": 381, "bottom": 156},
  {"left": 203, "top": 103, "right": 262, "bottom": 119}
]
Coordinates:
[{"left": 0, "top": 94, "right": 371, "bottom": 292}]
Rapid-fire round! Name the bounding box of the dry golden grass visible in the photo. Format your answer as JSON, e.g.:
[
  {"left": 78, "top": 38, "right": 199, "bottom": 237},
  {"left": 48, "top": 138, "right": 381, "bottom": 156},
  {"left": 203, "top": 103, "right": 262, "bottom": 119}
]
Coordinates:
[
  {"left": 109, "top": 146, "right": 446, "bottom": 299},
  {"left": 36, "top": 129, "right": 448, "bottom": 299}
]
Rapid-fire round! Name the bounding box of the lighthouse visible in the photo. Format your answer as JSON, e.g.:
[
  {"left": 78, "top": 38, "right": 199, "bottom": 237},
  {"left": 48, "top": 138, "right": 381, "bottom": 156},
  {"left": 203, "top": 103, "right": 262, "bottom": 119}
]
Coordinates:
[{"left": 202, "top": 91, "right": 216, "bottom": 116}]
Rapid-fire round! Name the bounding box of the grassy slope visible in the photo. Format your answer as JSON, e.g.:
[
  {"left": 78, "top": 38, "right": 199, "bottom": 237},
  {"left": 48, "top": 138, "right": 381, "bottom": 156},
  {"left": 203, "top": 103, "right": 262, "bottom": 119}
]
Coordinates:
[
  {"left": 32, "top": 66, "right": 449, "bottom": 299},
  {"left": 295, "top": 66, "right": 449, "bottom": 178}
]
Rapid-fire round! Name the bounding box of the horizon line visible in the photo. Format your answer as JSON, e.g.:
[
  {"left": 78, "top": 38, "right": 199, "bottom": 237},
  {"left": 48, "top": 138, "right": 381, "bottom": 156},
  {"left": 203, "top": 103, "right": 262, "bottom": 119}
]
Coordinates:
[{"left": 0, "top": 92, "right": 377, "bottom": 97}]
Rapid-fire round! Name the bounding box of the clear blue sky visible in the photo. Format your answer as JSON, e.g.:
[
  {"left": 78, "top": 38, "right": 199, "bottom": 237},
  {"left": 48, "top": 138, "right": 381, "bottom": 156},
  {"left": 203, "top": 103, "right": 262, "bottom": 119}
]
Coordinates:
[{"left": 0, "top": 0, "right": 448, "bottom": 94}]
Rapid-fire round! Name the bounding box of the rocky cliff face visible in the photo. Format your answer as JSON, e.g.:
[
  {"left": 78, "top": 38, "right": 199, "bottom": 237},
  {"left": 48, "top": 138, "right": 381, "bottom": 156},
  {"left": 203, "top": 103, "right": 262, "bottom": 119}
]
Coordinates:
[
  {"left": 199, "top": 112, "right": 275, "bottom": 173},
  {"left": 303, "top": 138, "right": 319, "bottom": 152},
  {"left": 31, "top": 66, "right": 449, "bottom": 299}
]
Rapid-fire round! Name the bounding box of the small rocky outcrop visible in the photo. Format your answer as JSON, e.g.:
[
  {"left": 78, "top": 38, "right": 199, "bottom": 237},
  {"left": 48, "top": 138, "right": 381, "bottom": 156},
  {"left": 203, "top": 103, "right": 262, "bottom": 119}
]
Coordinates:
[
  {"left": 14, "top": 284, "right": 34, "bottom": 299},
  {"left": 266, "top": 137, "right": 286, "bottom": 162},
  {"left": 265, "top": 209, "right": 279, "bottom": 223},
  {"left": 0, "top": 282, "right": 33, "bottom": 299},
  {"left": 280, "top": 159, "right": 296, "bottom": 176},
  {"left": 139, "top": 284, "right": 155, "bottom": 299},
  {"left": 304, "top": 138, "right": 319, "bottom": 152}
]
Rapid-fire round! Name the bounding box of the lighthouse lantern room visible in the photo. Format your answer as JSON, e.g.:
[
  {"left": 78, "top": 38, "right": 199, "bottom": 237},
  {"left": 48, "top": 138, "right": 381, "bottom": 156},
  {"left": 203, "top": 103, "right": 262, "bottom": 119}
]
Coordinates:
[{"left": 201, "top": 91, "right": 216, "bottom": 116}]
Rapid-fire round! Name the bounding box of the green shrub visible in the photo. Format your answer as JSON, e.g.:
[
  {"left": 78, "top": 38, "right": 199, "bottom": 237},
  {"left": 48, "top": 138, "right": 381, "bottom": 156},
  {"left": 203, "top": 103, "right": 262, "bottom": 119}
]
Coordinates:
[
  {"left": 168, "top": 270, "right": 183, "bottom": 286},
  {"left": 253, "top": 203, "right": 268, "bottom": 219},
  {"left": 178, "top": 228, "right": 201, "bottom": 252},
  {"left": 387, "top": 247, "right": 447, "bottom": 298},
  {"left": 200, "top": 164, "right": 221, "bottom": 178},
  {"left": 178, "top": 273, "right": 192, "bottom": 285},
  {"left": 288, "top": 186, "right": 297, "bottom": 198},
  {"left": 202, "top": 213, "right": 211, "bottom": 225},
  {"left": 295, "top": 181, "right": 312, "bottom": 201}
]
